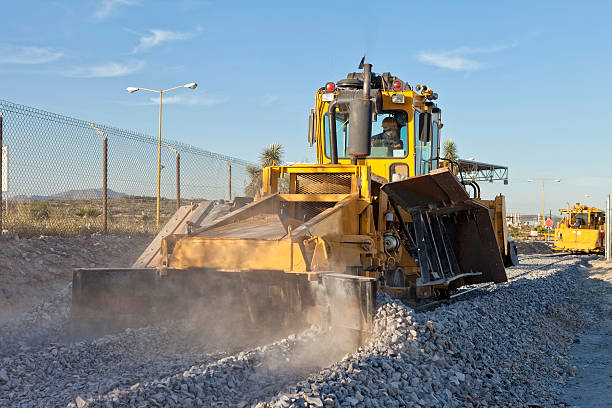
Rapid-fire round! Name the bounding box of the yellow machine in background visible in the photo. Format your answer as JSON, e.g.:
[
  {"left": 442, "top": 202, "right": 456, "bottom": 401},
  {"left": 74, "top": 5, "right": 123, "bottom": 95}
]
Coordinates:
[
  {"left": 71, "top": 59, "right": 516, "bottom": 341},
  {"left": 554, "top": 203, "right": 605, "bottom": 253}
]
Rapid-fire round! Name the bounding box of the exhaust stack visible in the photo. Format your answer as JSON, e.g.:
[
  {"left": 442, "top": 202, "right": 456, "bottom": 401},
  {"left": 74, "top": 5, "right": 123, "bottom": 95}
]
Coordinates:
[{"left": 347, "top": 58, "right": 372, "bottom": 163}]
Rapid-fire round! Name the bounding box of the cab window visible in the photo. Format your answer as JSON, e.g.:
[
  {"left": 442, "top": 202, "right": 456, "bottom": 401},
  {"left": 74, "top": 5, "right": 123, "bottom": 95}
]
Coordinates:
[
  {"left": 571, "top": 213, "right": 588, "bottom": 228},
  {"left": 415, "top": 111, "right": 440, "bottom": 175},
  {"left": 324, "top": 111, "right": 408, "bottom": 159}
]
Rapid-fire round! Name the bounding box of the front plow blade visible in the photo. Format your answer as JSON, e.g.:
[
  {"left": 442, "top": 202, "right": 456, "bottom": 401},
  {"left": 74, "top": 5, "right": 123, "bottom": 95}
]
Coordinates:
[
  {"left": 382, "top": 168, "right": 507, "bottom": 288},
  {"left": 71, "top": 267, "right": 377, "bottom": 341},
  {"left": 71, "top": 268, "right": 159, "bottom": 337}
]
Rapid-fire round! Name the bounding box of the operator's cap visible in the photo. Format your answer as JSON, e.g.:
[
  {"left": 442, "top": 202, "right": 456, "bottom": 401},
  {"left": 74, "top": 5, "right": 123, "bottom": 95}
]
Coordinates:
[{"left": 382, "top": 117, "right": 399, "bottom": 130}]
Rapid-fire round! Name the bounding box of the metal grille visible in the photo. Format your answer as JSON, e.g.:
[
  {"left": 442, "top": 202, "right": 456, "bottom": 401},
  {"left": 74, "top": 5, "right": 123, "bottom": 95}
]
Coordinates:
[
  {"left": 295, "top": 173, "right": 352, "bottom": 194},
  {"left": 281, "top": 201, "right": 336, "bottom": 222},
  {"left": 299, "top": 202, "right": 336, "bottom": 220},
  {"left": 0, "top": 99, "right": 253, "bottom": 235}
]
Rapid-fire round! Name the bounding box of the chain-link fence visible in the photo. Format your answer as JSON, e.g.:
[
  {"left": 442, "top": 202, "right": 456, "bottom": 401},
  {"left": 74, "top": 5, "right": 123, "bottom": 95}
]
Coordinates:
[{"left": 0, "top": 100, "right": 253, "bottom": 236}]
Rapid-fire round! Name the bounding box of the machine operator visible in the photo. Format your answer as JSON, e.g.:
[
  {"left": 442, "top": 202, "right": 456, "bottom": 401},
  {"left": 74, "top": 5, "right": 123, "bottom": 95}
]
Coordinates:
[{"left": 371, "top": 117, "right": 403, "bottom": 149}]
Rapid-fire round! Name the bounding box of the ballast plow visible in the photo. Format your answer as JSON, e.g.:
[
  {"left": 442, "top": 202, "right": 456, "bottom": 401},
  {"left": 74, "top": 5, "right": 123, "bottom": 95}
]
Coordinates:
[{"left": 71, "top": 59, "right": 512, "bottom": 341}]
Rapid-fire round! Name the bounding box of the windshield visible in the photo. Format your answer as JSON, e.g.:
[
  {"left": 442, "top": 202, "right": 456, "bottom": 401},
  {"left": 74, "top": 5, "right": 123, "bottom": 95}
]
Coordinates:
[
  {"left": 324, "top": 111, "right": 408, "bottom": 159},
  {"left": 571, "top": 213, "right": 589, "bottom": 228},
  {"left": 414, "top": 112, "right": 440, "bottom": 175}
]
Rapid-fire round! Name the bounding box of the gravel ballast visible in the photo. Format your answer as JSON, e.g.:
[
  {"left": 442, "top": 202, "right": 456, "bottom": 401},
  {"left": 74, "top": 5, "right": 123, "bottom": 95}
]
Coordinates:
[{"left": 0, "top": 253, "right": 600, "bottom": 407}]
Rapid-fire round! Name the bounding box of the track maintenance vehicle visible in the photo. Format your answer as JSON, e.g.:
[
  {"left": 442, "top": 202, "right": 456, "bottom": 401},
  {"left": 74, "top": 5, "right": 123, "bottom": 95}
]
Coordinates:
[
  {"left": 72, "top": 59, "right": 516, "bottom": 341},
  {"left": 554, "top": 203, "right": 605, "bottom": 253}
]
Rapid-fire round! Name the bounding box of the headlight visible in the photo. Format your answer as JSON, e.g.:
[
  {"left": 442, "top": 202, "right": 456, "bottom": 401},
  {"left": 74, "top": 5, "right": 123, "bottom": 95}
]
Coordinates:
[
  {"left": 322, "top": 93, "right": 336, "bottom": 102},
  {"left": 391, "top": 94, "right": 405, "bottom": 104}
]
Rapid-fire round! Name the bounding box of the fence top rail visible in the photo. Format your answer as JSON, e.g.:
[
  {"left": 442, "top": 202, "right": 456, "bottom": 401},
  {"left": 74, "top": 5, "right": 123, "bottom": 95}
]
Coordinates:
[{"left": 0, "top": 99, "right": 254, "bottom": 167}]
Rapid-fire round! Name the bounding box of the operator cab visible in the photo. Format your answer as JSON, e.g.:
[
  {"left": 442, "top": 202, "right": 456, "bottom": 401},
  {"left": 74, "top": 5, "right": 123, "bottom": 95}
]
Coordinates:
[
  {"left": 324, "top": 111, "right": 408, "bottom": 159},
  {"left": 562, "top": 204, "right": 605, "bottom": 229},
  {"left": 312, "top": 66, "right": 442, "bottom": 181}
]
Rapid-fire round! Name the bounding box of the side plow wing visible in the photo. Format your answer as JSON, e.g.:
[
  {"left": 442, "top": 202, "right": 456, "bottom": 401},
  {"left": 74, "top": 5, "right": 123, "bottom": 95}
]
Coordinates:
[{"left": 382, "top": 168, "right": 507, "bottom": 288}]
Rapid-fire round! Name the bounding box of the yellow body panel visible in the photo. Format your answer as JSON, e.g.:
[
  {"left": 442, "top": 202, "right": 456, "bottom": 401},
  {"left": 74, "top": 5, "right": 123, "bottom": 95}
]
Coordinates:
[
  {"left": 168, "top": 237, "right": 306, "bottom": 272},
  {"left": 553, "top": 227, "right": 602, "bottom": 253},
  {"left": 480, "top": 195, "right": 509, "bottom": 255}
]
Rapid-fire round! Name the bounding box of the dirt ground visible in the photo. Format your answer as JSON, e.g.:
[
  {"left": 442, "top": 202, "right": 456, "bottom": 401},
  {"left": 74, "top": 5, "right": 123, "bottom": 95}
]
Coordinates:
[
  {"left": 0, "top": 233, "right": 150, "bottom": 323},
  {"left": 562, "top": 258, "right": 612, "bottom": 408},
  {"left": 1, "top": 235, "right": 611, "bottom": 407}
]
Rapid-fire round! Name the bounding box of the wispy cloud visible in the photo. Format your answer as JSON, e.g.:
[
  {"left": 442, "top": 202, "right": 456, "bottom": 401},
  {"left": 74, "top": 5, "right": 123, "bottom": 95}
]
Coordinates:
[
  {"left": 262, "top": 94, "right": 279, "bottom": 105},
  {"left": 417, "top": 43, "right": 518, "bottom": 71},
  {"left": 151, "top": 94, "right": 228, "bottom": 106},
  {"left": 121, "top": 93, "right": 227, "bottom": 106},
  {"left": 0, "top": 45, "right": 63, "bottom": 64},
  {"left": 133, "top": 29, "right": 199, "bottom": 53},
  {"left": 94, "top": 0, "right": 139, "bottom": 20},
  {"left": 66, "top": 60, "right": 145, "bottom": 78}
]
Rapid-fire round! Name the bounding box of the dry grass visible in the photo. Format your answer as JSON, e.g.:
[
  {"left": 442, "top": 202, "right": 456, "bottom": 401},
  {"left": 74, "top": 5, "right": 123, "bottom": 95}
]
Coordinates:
[{"left": 2, "top": 196, "right": 188, "bottom": 237}]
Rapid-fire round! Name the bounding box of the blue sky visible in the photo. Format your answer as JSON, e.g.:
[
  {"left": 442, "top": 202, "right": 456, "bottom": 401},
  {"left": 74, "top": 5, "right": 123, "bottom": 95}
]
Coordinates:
[{"left": 1, "top": 0, "right": 611, "bottom": 215}]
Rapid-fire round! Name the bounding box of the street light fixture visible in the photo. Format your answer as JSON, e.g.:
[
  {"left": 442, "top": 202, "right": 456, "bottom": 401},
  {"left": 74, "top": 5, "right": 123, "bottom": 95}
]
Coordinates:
[
  {"left": 126, "top": 82, "right": 197, "bottom": 227},
  {"left": 527, "top": 178, "right": 560, "bottom": 227}
]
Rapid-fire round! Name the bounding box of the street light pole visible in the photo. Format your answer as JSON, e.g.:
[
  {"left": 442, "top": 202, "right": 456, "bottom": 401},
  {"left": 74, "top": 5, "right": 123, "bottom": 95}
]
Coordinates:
[
  {"left": 528, "top": 178, "right": 560, "bottom": 228},
  {"left": 126, "top": 82, "right": 197, "bottom": 227},
  {"left": 541, "top": 181, "right": 545, "bottom": 228}
]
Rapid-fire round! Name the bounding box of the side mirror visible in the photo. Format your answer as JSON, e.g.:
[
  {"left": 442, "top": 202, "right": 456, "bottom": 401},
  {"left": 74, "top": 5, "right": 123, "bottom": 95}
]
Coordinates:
[
  {"left": 419, "top": 112, "right": 432, "bottom": 142},
  {"left": 308, "top": 109, "right": 315, "bottom": 147}
]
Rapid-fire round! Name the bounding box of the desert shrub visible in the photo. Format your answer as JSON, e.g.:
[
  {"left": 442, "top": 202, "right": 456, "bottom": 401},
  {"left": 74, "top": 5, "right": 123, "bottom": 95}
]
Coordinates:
[
  {"left": 75, "top": 207, "right": 101, "bottom": 218},
  {"left": 28, "top": 202, "right": 50, "bottom": 219}
]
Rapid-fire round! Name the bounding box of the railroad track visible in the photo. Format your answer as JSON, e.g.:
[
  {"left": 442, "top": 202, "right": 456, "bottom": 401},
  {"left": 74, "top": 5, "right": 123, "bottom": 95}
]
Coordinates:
[{"left": 413, "top": 253, "right": 576, "bottom": 312}]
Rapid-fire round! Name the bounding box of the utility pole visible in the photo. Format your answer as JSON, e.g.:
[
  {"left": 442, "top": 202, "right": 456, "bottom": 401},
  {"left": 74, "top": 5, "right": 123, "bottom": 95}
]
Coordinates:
[{"left": 528, "top": 178, "right": 561, "bottom": 227}]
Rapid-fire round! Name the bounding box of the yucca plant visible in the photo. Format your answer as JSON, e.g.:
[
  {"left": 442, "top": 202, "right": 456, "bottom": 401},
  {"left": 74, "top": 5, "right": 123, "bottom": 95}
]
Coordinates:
[
  {"left": 260, "top": 143, "right": 284, "bottom": 167},
  {"left": 443, "top": 139, "right": 458, "bottom": 161},
  {"left": 245, "top": 143, "right": 285, "bottom": 197}
]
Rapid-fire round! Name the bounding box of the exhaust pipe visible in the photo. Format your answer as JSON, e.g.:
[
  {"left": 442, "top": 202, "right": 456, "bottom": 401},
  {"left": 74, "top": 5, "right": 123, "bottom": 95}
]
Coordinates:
[
  {"left": 327, "top": 100, "right": 339, "bottom": 164},
  {"left": 347, "top": 60, "right": 372, "bottom": 164}
]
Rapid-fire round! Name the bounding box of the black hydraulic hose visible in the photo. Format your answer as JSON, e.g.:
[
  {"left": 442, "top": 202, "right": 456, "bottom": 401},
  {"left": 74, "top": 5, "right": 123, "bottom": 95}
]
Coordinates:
[
  {"left": 438, "top": 157, "right": 464, "bottom": 185},
  {"left": 389, "top": 198, "right": 417, "bottom": 252},
  {"left": 472, "top": 181, "right": 480, "bottom": 199},
  {"left": 326, "top": 100, "right": 339, "bottom": 164},
  {"left": 466, "top": 183, "right": 477, "bottom": 198}
]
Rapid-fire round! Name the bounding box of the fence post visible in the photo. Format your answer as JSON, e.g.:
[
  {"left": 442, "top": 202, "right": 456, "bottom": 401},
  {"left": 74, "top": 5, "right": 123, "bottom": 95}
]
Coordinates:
[
  {"left": 176, "top": 151, "right": 180, "bottom": 210},
  {"left": 227, "top": 161, "right": 232, "bottom": 201},
  {"left": 102, "top": 135, "right": 108, "bottom": 234},
  {"left": 162, "top": 142, "right": 180, "bottom": 211},
  {"left": 606, "top": 194, "right": 610, "bottom": 261},
  {"left": 0, "top": 111, "right": 3, "bottom": 232},
  {"left": 88, "top": 123, "right": 107, "bottom": 234}
]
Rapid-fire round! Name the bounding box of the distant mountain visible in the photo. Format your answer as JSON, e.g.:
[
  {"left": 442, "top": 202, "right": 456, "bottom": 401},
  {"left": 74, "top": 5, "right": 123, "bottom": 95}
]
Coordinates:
[{"left": 10, "top": 188, "right": 126, "bottom": 201}]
